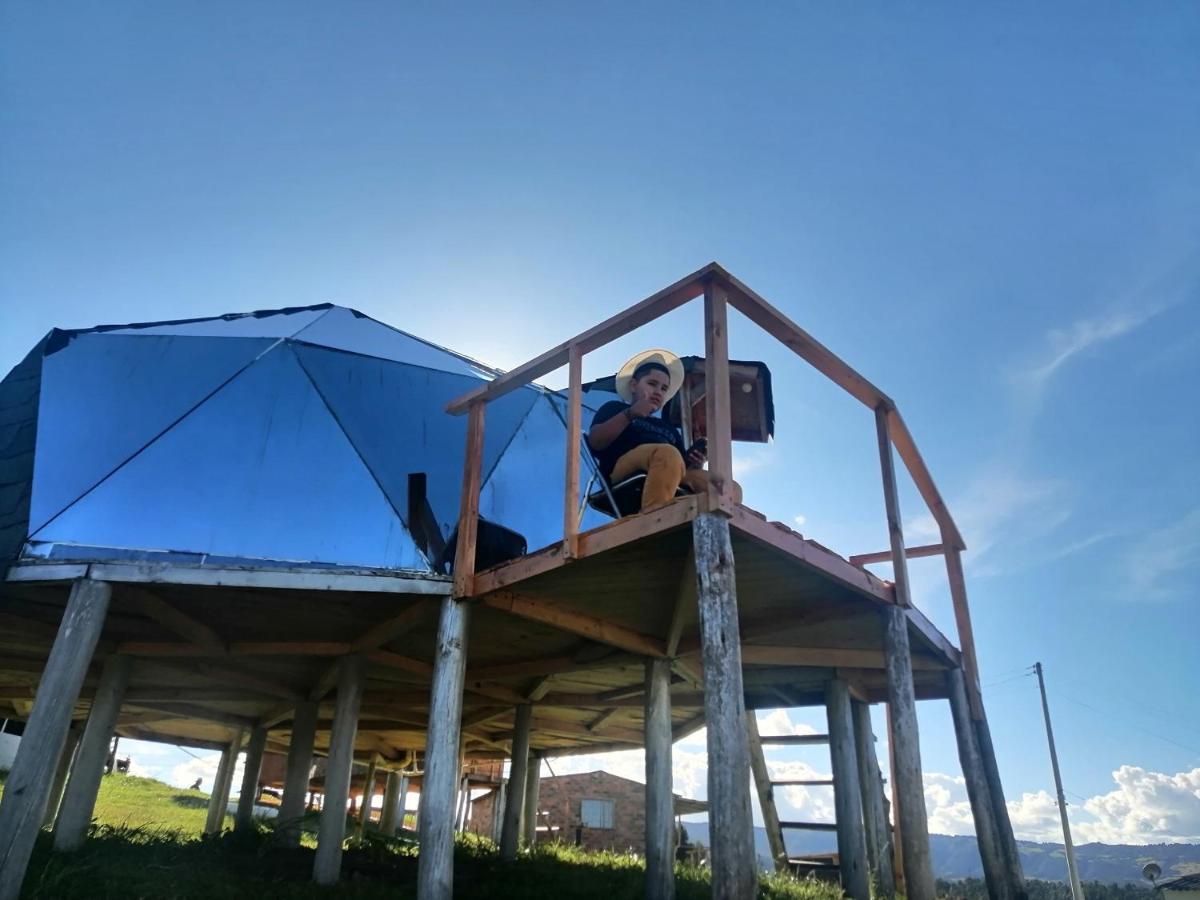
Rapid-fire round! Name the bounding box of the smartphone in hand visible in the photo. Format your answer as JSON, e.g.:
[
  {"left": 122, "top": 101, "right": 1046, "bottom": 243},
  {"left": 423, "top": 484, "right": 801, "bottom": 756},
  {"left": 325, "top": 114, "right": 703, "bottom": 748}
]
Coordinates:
[{"left": 686, "top": 437, "right": 708, "bottom": 457}]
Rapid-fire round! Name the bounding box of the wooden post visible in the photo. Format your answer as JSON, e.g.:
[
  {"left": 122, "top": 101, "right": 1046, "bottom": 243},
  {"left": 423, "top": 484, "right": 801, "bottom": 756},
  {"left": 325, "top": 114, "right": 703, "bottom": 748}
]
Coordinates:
[
  {"left": 563, "top": 343, "right": 583, "bottom": 558},
  {"left": 381, "top": 771, "right": 402, "bottom": 835},
  {"left": 43, "top": 726, "right": 82, "bottom": 829},
  {"left": 947, "top": 668, "right": 1012, "bottom": 900},
  {"left": 417, "top": 595, "right": 471, "bottom": 900},
  {"left": 852, "top": 700, "right": 896, "bottom": 898},
  {"left": 453, "top": 400, "right": 485, "bottom": 599},
  {"left": 885, "top": 703, "right": 906, "bottom": 895},
  {"left": 644, "top": 658, "right": 675, "bottom": 900},
  {"left": 491, "top": 779, "right": 507, "bottom": 842},
  {"left": 0, "top": 578, "right": 110, "bottom": 900},
  {"left": 745, "top": 711, "right": 787, "bottom": 872},
  {"left": 278, "top": 699, "right": 318, "bottom": 847},
  {"left": 522, "top": 751, "right": 541, "bottom": 847},
  {"left": 313, "top": 653, "right": 366, "bottom": 886},
  {"left": 882, "top": 607, "right": 936, "bottom": 899},
  {"left": 499, "top": 703, "right": 532, "bottom": 860},
  {"left": 455, "top": 774, "right": 470, "bottom": 832},
  {"left": 398, "top": 775, "right": 410, "bottom": 832},
  {"left": 693, "top": 514, "right": 757, "bottom": 899},
  {"left": 875, "top": 404, "right": 915, "bottom": 609},
  {"left": 703, "top": 280, "right": 734, "bottom": 513},
  {"left": 54, "top": 653, "right": 132, "bottom": 851},
  {"left": 204, "top": 730, "right": 244, "bottom": 835},
  {"left": 944, "top": 547, "right": 983, "bottom": 717},
  {"left": 235, "top": 725, "right": 268, "bottom": 832},
  {"left": 827, "top": 679, "right": 871, "bottom": 900},
  {"left": 975, "top": 708, "right": 1028, "bottom": 899},
  {"left": 356, "top": 756, "right": 379, "bottom": 838}
]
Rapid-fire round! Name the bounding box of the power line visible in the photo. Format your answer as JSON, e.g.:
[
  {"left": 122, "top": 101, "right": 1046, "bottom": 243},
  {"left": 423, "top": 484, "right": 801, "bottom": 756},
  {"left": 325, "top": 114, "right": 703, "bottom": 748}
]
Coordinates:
[{"left": 1049, "top": 689, "right": 1200, "bottom": 756}]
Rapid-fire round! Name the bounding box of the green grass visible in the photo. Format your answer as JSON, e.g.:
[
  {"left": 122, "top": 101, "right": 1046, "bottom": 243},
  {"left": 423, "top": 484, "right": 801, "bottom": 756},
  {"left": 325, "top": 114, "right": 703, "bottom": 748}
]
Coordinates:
[{"left": 3, "top": 771, "right": 842, "bottom": 899}]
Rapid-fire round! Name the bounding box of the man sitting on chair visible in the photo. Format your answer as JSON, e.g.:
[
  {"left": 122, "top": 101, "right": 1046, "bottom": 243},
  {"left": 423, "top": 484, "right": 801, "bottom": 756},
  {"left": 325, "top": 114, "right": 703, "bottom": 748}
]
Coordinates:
[{"left": 588, "top": 349, "right": 743, "bottom": 513}]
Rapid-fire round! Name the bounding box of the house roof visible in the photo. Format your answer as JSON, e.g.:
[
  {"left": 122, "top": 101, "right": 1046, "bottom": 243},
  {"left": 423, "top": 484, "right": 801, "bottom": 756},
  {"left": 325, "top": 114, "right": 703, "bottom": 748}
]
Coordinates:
[{"left": 1162, "top": 873, "right": 1200, "bottom": 892}]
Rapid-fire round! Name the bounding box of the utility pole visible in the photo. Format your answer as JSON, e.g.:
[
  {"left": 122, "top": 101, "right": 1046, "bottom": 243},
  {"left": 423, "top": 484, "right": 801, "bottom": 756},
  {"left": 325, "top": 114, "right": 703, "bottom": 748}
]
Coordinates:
[{"left": 1034, "top": 662, "right": 1084, "bottom": 900}]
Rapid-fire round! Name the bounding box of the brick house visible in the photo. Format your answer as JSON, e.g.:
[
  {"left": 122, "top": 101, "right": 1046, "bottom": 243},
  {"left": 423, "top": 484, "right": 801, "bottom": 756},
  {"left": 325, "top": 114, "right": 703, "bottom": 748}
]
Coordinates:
[{"left": 466, "top": 770, "right": 706, "bottom": 855}]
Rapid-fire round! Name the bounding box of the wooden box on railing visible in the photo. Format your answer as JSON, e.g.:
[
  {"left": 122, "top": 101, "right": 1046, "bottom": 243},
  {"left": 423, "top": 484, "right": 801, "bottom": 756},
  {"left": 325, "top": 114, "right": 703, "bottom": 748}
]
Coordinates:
[{"left": 663, "top": 356, "right": 775, "bottom": 445}]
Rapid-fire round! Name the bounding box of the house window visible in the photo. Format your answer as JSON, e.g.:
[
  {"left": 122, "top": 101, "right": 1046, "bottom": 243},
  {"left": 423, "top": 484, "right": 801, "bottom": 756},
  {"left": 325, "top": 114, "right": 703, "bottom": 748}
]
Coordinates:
[{"left": 580, "top": 798, "right": 614, "bottom": 829}]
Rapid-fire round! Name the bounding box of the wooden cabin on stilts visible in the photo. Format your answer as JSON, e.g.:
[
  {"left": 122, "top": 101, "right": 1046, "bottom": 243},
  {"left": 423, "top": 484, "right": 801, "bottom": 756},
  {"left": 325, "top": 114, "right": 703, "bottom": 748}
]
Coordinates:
[{"left": 0, "top": 265, "right": 1026, "bottom": 900}]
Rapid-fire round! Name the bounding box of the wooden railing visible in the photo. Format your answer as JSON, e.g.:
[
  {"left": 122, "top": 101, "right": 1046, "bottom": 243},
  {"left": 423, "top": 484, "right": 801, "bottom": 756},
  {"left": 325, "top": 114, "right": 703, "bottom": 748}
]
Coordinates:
[{"left": 444, "top": 261, "right": 982, "bottom": 711}]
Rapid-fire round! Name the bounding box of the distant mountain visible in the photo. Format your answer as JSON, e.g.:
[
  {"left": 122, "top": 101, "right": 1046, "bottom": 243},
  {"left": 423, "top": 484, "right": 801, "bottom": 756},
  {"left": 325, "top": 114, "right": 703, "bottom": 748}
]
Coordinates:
[{"left": 679, "top": 823, "right": 1200, "bottom": 885}]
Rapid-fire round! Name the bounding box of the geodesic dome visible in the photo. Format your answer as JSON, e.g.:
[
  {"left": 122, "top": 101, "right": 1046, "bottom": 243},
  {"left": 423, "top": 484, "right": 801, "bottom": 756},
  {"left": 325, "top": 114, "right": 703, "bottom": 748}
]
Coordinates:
[{"left": 0, "top": 305, "right": 597, "bottom": 571}]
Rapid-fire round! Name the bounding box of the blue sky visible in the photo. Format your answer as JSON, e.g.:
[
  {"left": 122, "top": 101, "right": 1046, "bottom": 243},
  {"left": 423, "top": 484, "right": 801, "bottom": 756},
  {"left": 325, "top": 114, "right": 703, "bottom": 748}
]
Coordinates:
[{"left": 3, "top": 3, "right": 1198, "bottom": 845}]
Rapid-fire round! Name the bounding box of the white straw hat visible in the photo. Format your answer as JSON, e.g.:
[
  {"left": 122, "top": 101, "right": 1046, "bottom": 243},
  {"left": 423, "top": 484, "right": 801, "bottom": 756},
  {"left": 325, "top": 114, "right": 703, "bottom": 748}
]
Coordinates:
[{"left": 614, "top": 349, "right": 684, "bottom": 403}]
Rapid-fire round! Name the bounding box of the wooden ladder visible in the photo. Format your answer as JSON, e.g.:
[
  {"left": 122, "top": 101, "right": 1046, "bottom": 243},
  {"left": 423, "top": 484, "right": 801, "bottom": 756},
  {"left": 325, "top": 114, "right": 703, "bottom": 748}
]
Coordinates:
[{"left": 746, "top": 713, "right": 841, "bottom": 876}]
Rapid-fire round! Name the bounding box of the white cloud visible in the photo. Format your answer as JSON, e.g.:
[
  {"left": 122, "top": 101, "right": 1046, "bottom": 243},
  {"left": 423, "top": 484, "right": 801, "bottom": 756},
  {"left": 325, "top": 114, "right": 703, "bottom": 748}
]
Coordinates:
[
  {"left": 1024, "top": 308, "right": 1162, "bottom": 388},
  {"left": 793, "top": 514, "right": 807, "bottom": 528},
  {"left": 1121, "top": 508, "right": 1200, "bottom": 601},
  {"left": 1079, "top": 766, "right": 1200, "bottom": 844}
]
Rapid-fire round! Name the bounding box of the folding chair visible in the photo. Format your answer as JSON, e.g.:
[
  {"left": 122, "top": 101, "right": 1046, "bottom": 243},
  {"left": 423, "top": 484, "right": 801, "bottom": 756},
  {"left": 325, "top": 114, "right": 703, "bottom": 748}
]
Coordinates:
[{"left": 578, "top": 437, "right": 688, "bottom": 521}]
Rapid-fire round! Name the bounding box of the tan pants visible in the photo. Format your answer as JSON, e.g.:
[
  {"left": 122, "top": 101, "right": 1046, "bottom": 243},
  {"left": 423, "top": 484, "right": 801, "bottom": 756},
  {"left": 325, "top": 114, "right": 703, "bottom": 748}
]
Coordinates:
[{"left": 610, "top": 443, "right": 744, "bottom": 511}]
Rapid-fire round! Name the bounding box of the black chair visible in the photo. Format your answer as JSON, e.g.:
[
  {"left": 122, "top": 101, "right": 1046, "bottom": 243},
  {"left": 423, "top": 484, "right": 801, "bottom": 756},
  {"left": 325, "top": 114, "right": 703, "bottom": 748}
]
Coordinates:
[{"left": 580, "top": 438, "right": 689, "bottom": 519}]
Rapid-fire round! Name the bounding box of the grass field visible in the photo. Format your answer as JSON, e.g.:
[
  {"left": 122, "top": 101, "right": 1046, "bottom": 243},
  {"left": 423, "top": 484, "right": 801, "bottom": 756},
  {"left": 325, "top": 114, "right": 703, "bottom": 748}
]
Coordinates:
[{"left": 2, "top": 771, "right": 843, "bottom": 899}]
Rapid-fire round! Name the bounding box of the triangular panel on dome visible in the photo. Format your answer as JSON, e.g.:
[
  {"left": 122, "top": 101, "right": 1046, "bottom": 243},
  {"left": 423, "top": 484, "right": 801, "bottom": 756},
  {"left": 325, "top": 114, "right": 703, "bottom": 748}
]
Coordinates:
[
  {"left": 479, "top": 395, "right": 608, "bottom": 552},
  {"left": 30, "top": 344, "right": 423, "bottom": 569},
  {"left": 29, "top": 333, "right": 277, "bottom": 535},
  {"left": 291, "top": 306, "right": 499, "bottom": 380},
  {"left": 99, "top": 305, "right": 332, "bottom": 338},
  {"left": 292, "top": 343, "right": 539, "bottom": 539}
]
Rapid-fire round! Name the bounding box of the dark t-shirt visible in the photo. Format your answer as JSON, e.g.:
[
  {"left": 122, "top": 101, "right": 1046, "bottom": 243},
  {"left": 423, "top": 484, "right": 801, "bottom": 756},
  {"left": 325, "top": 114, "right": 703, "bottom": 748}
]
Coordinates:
[{"left": 590, "top": 400, "right": 686, "bottom": 479}]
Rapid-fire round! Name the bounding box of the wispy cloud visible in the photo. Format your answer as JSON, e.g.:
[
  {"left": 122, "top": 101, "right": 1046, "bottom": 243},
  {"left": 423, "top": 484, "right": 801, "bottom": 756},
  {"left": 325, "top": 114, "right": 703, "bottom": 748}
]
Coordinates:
[
  {"left": 1023, "top": 307, "right": 1164, "bottom": 389},
  {"left": 1120, "top": 507, "right": 1200, "bottom": 602}
]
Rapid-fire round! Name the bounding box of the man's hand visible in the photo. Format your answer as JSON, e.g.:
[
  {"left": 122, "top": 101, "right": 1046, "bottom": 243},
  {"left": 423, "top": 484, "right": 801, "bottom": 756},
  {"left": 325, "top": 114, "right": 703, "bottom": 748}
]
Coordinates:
[
  {"left": 628, "top": 397, "right": 659, "bottom": 419},
  {"left": 685, "top": 447, "right": 707, "bottom": 469}
]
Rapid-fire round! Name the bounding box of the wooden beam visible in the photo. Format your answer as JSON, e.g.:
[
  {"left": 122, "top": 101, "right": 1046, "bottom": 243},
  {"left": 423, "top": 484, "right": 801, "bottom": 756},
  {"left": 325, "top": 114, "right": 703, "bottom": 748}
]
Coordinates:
[
  {"left": 703, "top": 278, "right": 735, "bottom": 515},
  {"left": 644, "top": 659, "right": 674, "bottom": 899},
  {"left": 718, "top": 269, "right": 889, "bottom": 411},
  {"left": 887, "top": 407, "right": 965, "bottom": 551},
  {"left": 115, "top": 641, "right": 355, "bottom": 657},
  {"left": 351, "top": 599, "right": 437, "bottom": 652},
  {"left": 875, "top": 406, "right": 916, "bottom": 610},
  {"left": 465, "top": 655, "right": 575, "bottom": 681},
  {"left": 666, "top": 546, "right": 696, "bottom": 657},
  {"left": 158, "top": 661, "right": 302, "bottom": 701},
  {"left": 848, "top": 543, "right": 946, "bottom": 567},
  {"left": 453, "top": 400, "right": 485, "bottom": 598},
  {"left": 124, "top": 702, "right": 258, "bottom": 730},
  {"left": 746, "top": 711, "right": 788, "bottom": 872},
  {"left": 563, "top": 343, "right": 583, "bottom": 560},
  {"left": 735, "top": 645, "right": 943, "bottom": 671},
  {"left": 366, "top": 649, "right": 434, "bottom": 678},
  {"left": 944, "top": 547, "right": 983, "bottom": 717},
  {"left": 128, "top": 586, "right": 225, "bottom": 650},
  {"left": 481, "top": 592, "right": 667, "bottom": 659},
  {"left": 444, "top": 264, "right": 716, "bottom": 415},
  {"left": 827, "top": 679, "right": 870, "bottom": 899}
]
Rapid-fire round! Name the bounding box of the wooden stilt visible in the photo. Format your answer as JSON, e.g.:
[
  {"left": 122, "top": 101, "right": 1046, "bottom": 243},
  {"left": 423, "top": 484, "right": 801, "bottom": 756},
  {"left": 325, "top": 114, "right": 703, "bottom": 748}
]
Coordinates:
[
  {"left": 43, "top": 726, "right": 82, "bottom": 829},
  {"left": 313, "top": 653, "right": 366, "bottom": 886},
  {"left": 975, "top": 707, "right": 1028, "bottom": 899},
  {"left": 398, "top": 775, "right": 410, "bottom": 832},
  {"left": 381, "top": 771, "right": 401, "bottom": 835},
  {"left": 947, "top": 668, "right": 1012, "bottom": 899},
  {"left": 522, "top": 751, "right": 541, "bottom": 847},
  {"left": 356, "top": 756, "right": 379, "bottom": 838},
  {"left": 278, "top": 699, "right": 318, "bottom": 847},
  {"left": 827, "top": 679, "right": 871, "bottom": 900},
  {"left": 644, "top": 658, "right": 675, "bottom": 900},
  {"left": 852, "top": 700, "right": 895, "bottom": 898},
  {"left": 235, "top": 725, "right": 268, "bottom": 832},
  {"left": 745, "top": 711, "right": 788, "bottom": 872},
  {"left": 499, "top": 703, "right": 532, "bottom": 860},
  {"left": 0, "top": 579, "right": 110, "bottom": 900},
  {"left": 882, "top": 607, "right": 936, "bottom": 900},
  {"left": 416, "top": 596, "right": 471, "bottom": 900},
  {"left": 693, "top": 514, "right": 757, "bottom": 899},
  {"left": 492, "top": 779, "right": 507, "bottom": 842},
  {"left": 54, "top": 653, "right": 132, "bottom": 852},
  {"left": 885, "top": 703, "right": 906, "bottom": 895},
  {"left": 204, "top": 730, "right": 244, "bottom": 835},
  {"left": 455, "top": 774, "right": 470, "bottom": 832}
]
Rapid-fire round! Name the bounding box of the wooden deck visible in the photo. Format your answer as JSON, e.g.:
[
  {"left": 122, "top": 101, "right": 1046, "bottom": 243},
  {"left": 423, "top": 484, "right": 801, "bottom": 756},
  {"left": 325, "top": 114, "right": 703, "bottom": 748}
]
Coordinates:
[{"left": 0, "top": 494, "right": 959, "bottom": 766}]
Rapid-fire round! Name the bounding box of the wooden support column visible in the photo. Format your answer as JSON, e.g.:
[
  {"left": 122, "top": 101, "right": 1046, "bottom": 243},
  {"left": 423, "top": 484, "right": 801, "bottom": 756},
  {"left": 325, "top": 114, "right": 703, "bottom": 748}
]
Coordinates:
[
  {"left": 975, "top": 708, "right": 1028, "bottom": 899},
  {"left": 204, "top": 729, "right": 244, "bottom": 835},
  {"left": 43, "top": 726, "right": 82, "bottom": 829},
  {"left": 499, "top": 703, "right": 532, "bottom": 861},
  {"left": 944, "top": 547, "right": 983, "bottom": 716},
  {"left": 235, "top": 725, "right": 268, "bottom": 831},
  {"left": 827, "top": 679, "right": 871, "bottom": 900},
  {"left": 416, "top": 595, "right": 471, "bottom": 900},
  {"left": 644, "top": 658, "right": 675, "bottom": 900},
  {"left": 882, "top": 608, "right": 935, "bottom": 899},
  {"left": 522, "top": 751, "right": 541, "bottom": 847},
  {"left": 745, "top": 711, "right": 787, "bottom": 872},
  {"left": 0, "top": 578, "right": 110, "bottom": 900},
  {"left": 55, "top": 653, "right": 132, "bottom": 851},
  {"left": 356, "top": 756, "right": 379, "bottom": 838},
  {"left": 380, "top": 771, "right": 402, "bottom": 835},
  {"left": 947, "top": 668, "right": 1012, "bottom": 900},
  {"left": 398, "top": 774, "right": 410, "bottom": 832},
  {"left": 278, "top": 699, "right": 318, "bottom": 847},
  {"left": 563, "top": 343, "right": 583, "bottom": 558},
  {"left": 693, "top": 514, "right": 757, "bottom": 899},
  {"left": 885, "top": 703, "right": 906, "bottom": 895},
  {"left": 703, "top": 279, "right": 735, "bottom": 513},
  {"left": 852, "top": 700, "right": 896, "bottom": 898},
  {"left": 491, "top": 780, "right": 507, "bottom": 842},
  {"left": 313, "top": 653, "right": 366, "bottom": 886}
]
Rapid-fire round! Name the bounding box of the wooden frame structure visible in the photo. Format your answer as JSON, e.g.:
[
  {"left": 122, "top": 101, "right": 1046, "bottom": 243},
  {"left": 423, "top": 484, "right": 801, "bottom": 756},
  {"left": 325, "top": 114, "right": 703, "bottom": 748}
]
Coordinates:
[{"left": 0, "top": 264, "right": 1025, "bottom": 900}]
